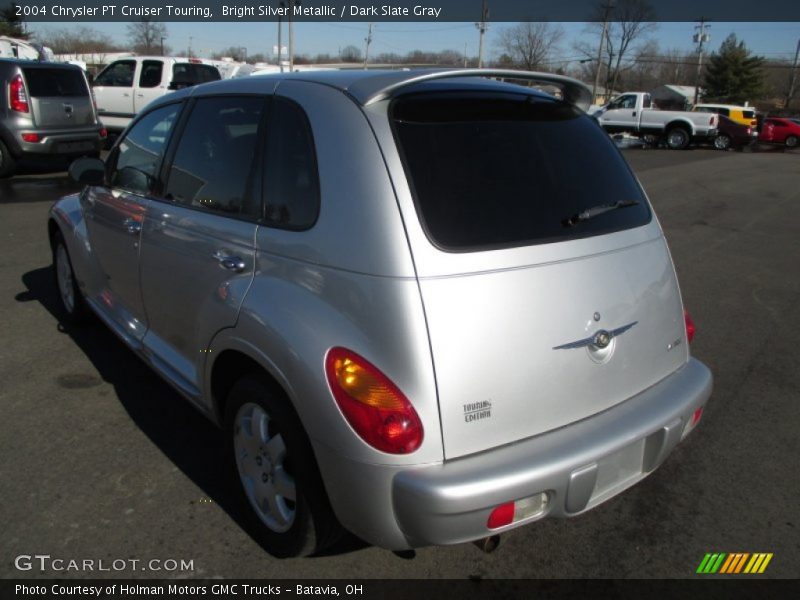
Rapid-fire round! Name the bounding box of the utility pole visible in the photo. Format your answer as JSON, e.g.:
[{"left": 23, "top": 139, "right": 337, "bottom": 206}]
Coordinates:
[
  {"left": 161, "top": 36, "right": 166, "bottom": 57},
  {"left": 277, "top": 1, "right": 285, "bottom": 72},
  {"left": 786, "top": 38, "right": 800, "bottom": 109},
  {"left": 592, "top": 0, "right": 614, "bottom": 106},
  {"left": 188, "top": 36, "right": 192, "bottom": 58},
  {"left": 475, "top": 0, "right": 489, "bottom": 68},
  {"left": 363, "top": 23, "right": 373, "bottom": 69},
  {"left": 464, "top": 42, "right": 468, "bottom": 68},
  {"left": 693, "top": 18, "right": 711, "bottom": 106},
  {"left": 288, "top": 0, "right": 300, "bottom": 72}
]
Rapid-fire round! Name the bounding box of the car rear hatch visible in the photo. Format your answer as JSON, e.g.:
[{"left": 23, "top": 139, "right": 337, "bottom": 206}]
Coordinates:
[
  {"left": 21, "top": 65, "right": 95, "bottom": 128},
  {"left": 390, "top": 90, "right": 689, "bottom": 459}
]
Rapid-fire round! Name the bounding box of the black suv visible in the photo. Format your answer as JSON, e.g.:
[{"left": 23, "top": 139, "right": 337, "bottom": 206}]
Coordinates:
[{"left": 1, "top": 59, "right": 105, "bottom": 178}]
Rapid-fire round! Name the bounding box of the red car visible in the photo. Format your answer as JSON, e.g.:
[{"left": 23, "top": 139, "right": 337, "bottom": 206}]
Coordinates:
[{"left": 759, "top": 117, "right": 800, "bottom": 148}]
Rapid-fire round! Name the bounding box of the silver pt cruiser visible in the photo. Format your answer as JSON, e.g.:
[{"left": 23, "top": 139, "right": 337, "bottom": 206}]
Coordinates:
[{"left": 49, "top": 69, "right": 713, "bottom": 557}]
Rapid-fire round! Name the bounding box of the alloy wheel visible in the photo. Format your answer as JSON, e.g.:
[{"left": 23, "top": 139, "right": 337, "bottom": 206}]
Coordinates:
[{"left": 233, "top": 402, "right": 297, "bottom": 533}]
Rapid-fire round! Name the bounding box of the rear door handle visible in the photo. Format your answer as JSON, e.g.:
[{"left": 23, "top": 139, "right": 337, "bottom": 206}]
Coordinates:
[
  {"left": 213, "top": 251, "right": 246, "bottom": 273},
  {"left": 123, "top": 218, "right": 141, "bottom": 235}
]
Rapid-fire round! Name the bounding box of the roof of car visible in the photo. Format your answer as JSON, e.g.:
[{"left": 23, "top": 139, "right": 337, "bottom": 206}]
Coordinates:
[{"left": 173, "top": 68, "right": 592, "bottom": 110}]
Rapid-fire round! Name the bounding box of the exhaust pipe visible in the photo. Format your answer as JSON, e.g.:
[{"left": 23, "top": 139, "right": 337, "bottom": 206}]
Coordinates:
[{"left": 473, "top": 535, "right": 501, "bottom": 553}]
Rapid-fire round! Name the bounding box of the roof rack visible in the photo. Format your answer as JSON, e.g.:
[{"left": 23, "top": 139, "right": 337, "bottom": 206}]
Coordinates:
[{"left": 349, "top": 69, "right": 592, "bottom": 111}]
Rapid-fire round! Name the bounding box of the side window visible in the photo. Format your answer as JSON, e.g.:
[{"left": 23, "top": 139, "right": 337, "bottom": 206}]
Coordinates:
[
  {"left": 139, "top": 60, "right": 163, "bottom": 88},
  {"left": 164, "top": 96, "right": 265, "bottom": 218},
  {"left": 110, "top": 103, "right": 181, "bottom": 196},
  {"left": 263, "top": 98, "right": 320, "bottom": 230},
  {"left": 95, "top": 60, "right": 136, "bottom": 87}
]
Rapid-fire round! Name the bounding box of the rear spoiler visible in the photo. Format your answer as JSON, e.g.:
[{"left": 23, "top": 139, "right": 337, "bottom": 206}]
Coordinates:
[{"left": 354, "top": 69, "right": 593, "bottom": 112}]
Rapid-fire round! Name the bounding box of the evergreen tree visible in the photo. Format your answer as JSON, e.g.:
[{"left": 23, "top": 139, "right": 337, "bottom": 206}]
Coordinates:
[
  {"left": 703, "top": 34, "right": 765, "bottom": 104},
  {"left": 0, "top": 3, "right": 29, "bottom": 38}
]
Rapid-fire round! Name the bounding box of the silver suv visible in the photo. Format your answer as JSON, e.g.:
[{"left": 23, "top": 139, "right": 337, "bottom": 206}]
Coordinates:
[
  {"left": 1, "top": 59, "right": 105, "bottom": 178},
  {"left": 49, "top": 69, "right": 712, "bottom": 557}
]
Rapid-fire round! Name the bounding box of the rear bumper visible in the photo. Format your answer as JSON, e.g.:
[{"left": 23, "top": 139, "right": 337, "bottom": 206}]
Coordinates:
[
  {"left": 14, "top": 127, "right": 104, "bottom": 157},
  {"left": 315, "top": 358, "right": 712, "bottom": 550}
]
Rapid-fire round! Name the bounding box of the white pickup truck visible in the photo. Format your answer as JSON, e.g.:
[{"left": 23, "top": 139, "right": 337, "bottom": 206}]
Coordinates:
[
  {"left": 592, "top": 92, "right": 718, "bottom": 149},
  {"left": 92, "top": 57, "right": 222, "bottom": 133}
]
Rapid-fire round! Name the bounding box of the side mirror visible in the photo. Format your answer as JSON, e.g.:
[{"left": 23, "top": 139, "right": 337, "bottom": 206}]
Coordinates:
[{"left": 69, "top": 157, "right": 105, "bottom": 185}]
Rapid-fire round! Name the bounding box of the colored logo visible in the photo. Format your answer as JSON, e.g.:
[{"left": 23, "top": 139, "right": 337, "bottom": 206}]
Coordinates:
[{"left": 697, "top": 553, "right": 773, "bottom": 574}]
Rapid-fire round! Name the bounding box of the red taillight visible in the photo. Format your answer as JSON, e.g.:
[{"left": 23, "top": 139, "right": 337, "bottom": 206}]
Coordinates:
[
  {"left": 325, "top": 348, "right": 423, "bottom": 454},
  {"left": 99, "top": 127, "right": 108, "bottom": 139},
  {"left": 10, "top": 74, "right": 29, "bottom": 113},
  {"left": 487, "top": 503, "right": 515, "bottom": 529},
  {"left": 21, "top": 133, "right": 40, "bottom": 142},
  {"left": 691, "top": 407, "right": 703, "bottom": 427},
  {"left": 684, "top": 310, "right": 696, "bottom": 344}
]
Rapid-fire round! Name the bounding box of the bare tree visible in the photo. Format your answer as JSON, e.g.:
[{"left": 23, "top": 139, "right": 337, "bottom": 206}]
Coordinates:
[
  {"left": 606, "top": 0, "right": 657, "bottom": 92},
  {"left": 127, "top": 18, "right": 168, "bottom": 55},
  {"left": 340, "top": 45, "right": 362, "bottom": 63},
  {"left": 497, "top": 22, "right": 564, "bottom": 71},
  {"left": 37, "top": 26, "right": 121, "bottom": 56},
  {"left": 574, "top": 0, "right": 657, "bottom": 95},
  {"left": 211, "top": 46, "right": 248, "bottom": 62}
]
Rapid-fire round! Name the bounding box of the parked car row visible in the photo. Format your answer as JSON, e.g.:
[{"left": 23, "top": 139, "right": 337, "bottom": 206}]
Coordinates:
[{"left": 593, "top": 92, "right": 799, "bottom": 151}]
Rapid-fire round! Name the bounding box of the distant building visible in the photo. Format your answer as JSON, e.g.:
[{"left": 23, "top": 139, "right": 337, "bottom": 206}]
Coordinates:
[{"left": 650, "top": 85, "right": 703, "bottom": 110}]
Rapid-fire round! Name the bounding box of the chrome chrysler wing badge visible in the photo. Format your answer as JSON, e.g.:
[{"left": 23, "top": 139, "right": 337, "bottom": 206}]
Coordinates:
[{"left": 553, "top": 321, "right": 638, "bottom": 350}]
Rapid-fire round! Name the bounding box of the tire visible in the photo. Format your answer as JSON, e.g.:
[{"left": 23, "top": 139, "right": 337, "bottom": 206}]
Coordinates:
[
  {"left": 786, "top": 135, "right": 798, "bottom": 148},
  {"left": 225, "top": 375, "right": 342, "bottom": 558},
  {"left": 665, "top": 127, "right": 690, "bottom": 150},
  {"left": 713, "top": 134, "right": 731, "bottom": 151},
  {"left": 0, "top": 139, "right": 17, "bottom": 178},
  {"left": 52, "top": 231, "right": 88, "bottom": 323}
]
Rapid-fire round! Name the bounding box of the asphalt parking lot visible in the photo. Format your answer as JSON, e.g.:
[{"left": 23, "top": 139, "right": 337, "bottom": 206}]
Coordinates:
[{"left": 1, "top": 145, "right": 798, "bottom": 579}]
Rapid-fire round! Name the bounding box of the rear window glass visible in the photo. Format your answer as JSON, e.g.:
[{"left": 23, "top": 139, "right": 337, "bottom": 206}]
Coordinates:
[
  {"left": 22, "top": 68, "right": 88, "bottom": 97},
  {"left": 742, "top": 110, "right": 755, "bottom": 119},
  {"left": 172, "top": 64, "right": 221, "bottom": 85},
  {"left": 391, "top": 93, "right": 650, "bottom": 251}
]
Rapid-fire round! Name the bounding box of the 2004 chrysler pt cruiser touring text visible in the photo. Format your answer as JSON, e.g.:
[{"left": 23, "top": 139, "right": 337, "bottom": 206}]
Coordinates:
[{"left": 49, "top": 69, "right": 712, "bottom": 557}]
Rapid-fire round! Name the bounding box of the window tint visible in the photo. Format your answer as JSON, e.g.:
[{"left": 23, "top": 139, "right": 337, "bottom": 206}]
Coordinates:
[
  {"left": 171, "top": 64, "right": 221, "bottom": 87},
  {"left": 94, "top": 60, "right": 135, "bottom": 87},
  {"left": 139, "top": 60, "right": 163, "bottom": 88},
  {"left": 22, "top": 68, "right": 88, "bottom": 97},
  {"left": 111, "top": 104, "right": 181, "bottom": 196},
  {"left": 263, "top": 97, "right": 320, "bottom": 230},
  {"left": 392, "top": 93, "right": 651, "bottom": 250},
  {"left": 164, "top": 96, "right": 264, "bottom": 218}
]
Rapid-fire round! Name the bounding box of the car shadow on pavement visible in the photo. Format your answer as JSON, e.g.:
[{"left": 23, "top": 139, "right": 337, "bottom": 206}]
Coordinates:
[{"left": 16, "top": 265, "right": 369, "bottom": 559}]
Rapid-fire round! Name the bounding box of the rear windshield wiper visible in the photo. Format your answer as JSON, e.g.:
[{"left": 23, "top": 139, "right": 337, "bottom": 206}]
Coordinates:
[{"left": 562, "top": 200, "right": 640, "bottom": 227}]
